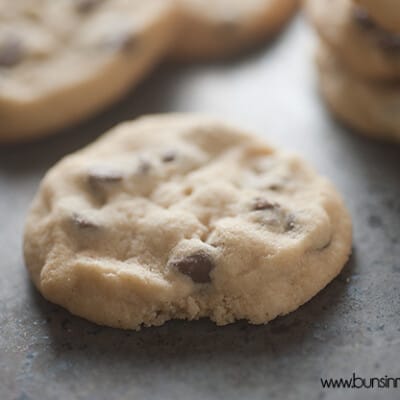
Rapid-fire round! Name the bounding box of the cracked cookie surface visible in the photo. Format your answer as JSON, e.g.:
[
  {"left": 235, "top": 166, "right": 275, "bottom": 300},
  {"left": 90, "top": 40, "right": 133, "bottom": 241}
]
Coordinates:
[
  {"left": 317, "top": 43, "right": 400, "bottom": 143},
  {"left": 172, "top": 0, "right": 298, "bottom": 60},
  {"left": 0, "top": 0, "right": 178, "bottom": 142},
  {"left": 24, "top": 114, "right": 352, "bottom": 329}
]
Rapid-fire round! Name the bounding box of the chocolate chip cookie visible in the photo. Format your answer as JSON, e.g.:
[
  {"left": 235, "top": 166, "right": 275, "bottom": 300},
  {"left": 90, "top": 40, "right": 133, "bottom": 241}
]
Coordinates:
[
  {"left": 0, "top": 0, "right": 178, "bottom": 142},
  {"left": 24, "top": 114, "right": 352, "bottom": 329},
  {"left": 171, "top": 0, "right": 298, "bottom": 60},
  {"left": 306, "top": 0, "right": 400, "bottom": 80},
  {"left": 317, "top": 43, "right": 400, "bottom": 143},
  {"left": 354, "top": 0, "right": 400, "bottom": 33}
]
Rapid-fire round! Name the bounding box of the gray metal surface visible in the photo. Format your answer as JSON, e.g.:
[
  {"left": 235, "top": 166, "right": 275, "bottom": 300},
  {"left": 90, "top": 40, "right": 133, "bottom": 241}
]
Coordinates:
[{"left": 1, "top": 16, "right": 399, "bottom": 400}]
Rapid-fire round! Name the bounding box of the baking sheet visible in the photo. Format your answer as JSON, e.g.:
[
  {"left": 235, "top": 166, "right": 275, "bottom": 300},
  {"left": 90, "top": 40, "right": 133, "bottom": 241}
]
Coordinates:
[{"left": 1, "top": 15, "right": 400, "bottom": 400}]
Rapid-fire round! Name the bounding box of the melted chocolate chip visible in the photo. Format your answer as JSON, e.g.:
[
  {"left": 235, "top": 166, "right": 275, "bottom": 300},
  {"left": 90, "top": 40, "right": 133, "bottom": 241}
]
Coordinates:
[
  {"left": 161, "top": 150, "right": 176, "bottom": 163},
  {"left": 76, "top": 0, "right": 101, "bottom": 13},
  {"left": 171, "top": 252, "right": 215, "bottom": 283},
  {"left": 377, "top": 34, "right": 400, "bottom": 51},
  {"left": 252, "top": 198, "right": 277, "bottom": 211},
  {"left": 71, "top": 212, "right": 98, "bottom": 229},
  {"left": 0, "top": 36, "right": 24, "bottom": 67},
  {"left": 353, "top": 7, "right": 375, "bottom": 30},
  {"left": 353, "top": 7, "right": 400, "bottom": 52},
  {"left": 88, "top": 168, "right": 123, "bottom": 185}
]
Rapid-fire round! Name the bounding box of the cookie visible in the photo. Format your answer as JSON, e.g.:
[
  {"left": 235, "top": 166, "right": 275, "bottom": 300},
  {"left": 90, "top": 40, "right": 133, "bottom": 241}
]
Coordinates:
[
  {"left": 354, "top": 0, "right": 400, "bottom": 33},
  {"left": 24, "top": 114, "right": 352, "bottom": 330},
  {"left": 306, "top": 0, "right": 400, "bottom": 80},
  {"left": 171, "top": 0, "right": 298, "bottom": 60},
  {"left": 317, "top": 43, "right": 400, "bottom": 143},
  {"left": 0, "top": 0, "right": 178, "bottom": 142}
]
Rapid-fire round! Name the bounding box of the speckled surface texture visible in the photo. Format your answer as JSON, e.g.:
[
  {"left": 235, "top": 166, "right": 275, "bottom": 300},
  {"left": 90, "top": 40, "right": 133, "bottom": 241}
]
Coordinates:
[{"left": 0, "top": 16, "right": 399, "bottom": 400}]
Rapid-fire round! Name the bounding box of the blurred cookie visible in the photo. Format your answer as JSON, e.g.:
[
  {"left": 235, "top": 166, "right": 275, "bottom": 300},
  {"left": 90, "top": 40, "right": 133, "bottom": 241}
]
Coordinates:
[
  {"left": 0, "top": 0, "right": 178, "bottom": 142},
  {"left": 354, "top": 0, "right": 400, "bottom": 33},
  {"left": 317, "top": 44, "right": 400, "bottom": 143},
  {"left": 24, "top": 114, "right": 352, "bottom": 330},
  {"left": 171, "top": 0, "right": 298, "bottom": 60},
  {"left": 306, "top": 0, "right": 400, "bottom": 80}
]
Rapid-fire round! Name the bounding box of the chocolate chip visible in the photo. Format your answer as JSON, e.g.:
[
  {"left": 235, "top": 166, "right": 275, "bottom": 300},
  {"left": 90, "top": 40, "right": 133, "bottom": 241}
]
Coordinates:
[
  {"left": 377, "top": 34, "right": 400, "bottom": 51},
  {"left": 88, "top": 168, "right": 123, "bottom": 185},
  {"left": 76, "top": 0, "right": 101, "bottom": 13},
  {"left": 268, "top": 183, "right": 283, "bottom": 191},
  {"left": 353, "top": 7, "right": 375, "bottom": 30},
  {"left": 251, "top": 203, "right": 297, "bottom": 234},
  {"left": 161, "top": 150, "right": 176, "bottom": 163},
  {"left": 71, "top": 212, "right": 98, "bottom": 229},
  {"left": 252, "top": 198, "right": 277, "bottom": 211},
  {"left": 137, "top": 158, "right": 151, "bottom": 174},
  {"left": 352, "top": 7, "right": 400, "bottom": 52},
  {"left": 0, "top": 36, "right": 24, "bottom": 67},
  {"left": 170, "top": 252, "right": 215, "bottom": 283}
]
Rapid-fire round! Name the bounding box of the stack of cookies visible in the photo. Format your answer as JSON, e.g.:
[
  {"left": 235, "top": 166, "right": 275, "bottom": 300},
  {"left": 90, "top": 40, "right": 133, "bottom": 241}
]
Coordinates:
[{"left": 306, "top": 0, "right": 400, "bottom": 143}]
